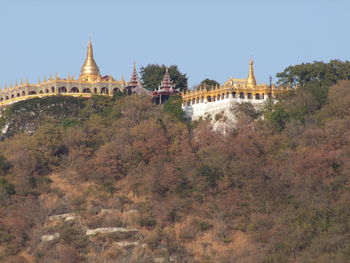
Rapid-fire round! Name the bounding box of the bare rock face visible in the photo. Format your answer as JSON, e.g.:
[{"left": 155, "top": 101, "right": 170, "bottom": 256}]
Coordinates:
[
  {"left": 86, "top": 227, "right": 138, "bottom": 236},
  {"left": 41, "top": 233, "right": 60, "bottom": 242},
  {"left": 115, "top": 241, "right": 143, "bottom": 248},
  {"left": 48, "top": 213, "right": 79, "bottom": 221}
]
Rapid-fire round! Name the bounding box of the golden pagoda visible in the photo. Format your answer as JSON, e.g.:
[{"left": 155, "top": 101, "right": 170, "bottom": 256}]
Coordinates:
[
  {"left": 246, "top": 59, "right": 257, "bottom": 89},
  {"left": 0, "top": 40, "right": 130, "bottom": 106},
  {"left": 79, "top": 40, "right": 100, "bottom": 82}
]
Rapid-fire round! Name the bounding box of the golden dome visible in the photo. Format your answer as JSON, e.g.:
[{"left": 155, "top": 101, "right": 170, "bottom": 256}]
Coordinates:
[
  {"left": 79, "top": 40, "right": 100, "bottom": 81},
  {"left": 246, "top": 59, "right": 257, "bottom": 89}
]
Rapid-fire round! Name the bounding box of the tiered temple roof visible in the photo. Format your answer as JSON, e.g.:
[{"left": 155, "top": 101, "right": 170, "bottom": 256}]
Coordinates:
[{"left": 128, "top": 62, "right": 141, "bottom": 88}]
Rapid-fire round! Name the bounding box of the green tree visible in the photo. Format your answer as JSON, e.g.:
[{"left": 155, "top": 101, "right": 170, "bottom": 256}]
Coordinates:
[
  {"left": 140, "top": 64, "right": 188, "bottom": 91},
  {"left": 0, "top": 155, "right": 11, "bottom": 176},
  {"left": 265, "top": 104, "right": 289, "bottom": 132},
  {"left": 200, "top": 78, "right": 220, "bottom": 87},
  {"left": 163, "top": 95, "right": 184, "bottom": 121},
  {"left": 276, "top": 60, "right": 350, "bottom": 88},
  {"left": 267, "top": 60, "right": 350, "bottom": 131}
]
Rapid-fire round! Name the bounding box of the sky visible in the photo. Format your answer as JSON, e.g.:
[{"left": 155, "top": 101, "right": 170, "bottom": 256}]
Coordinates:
[{"left": 0, "top": 0, "right": 349, "bottom": 88}]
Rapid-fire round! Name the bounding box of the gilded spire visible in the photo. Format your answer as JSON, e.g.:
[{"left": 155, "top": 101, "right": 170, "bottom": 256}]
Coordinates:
[
  {"left": 246, "top": 59, "right": 257, "bottom": 89},
  {"left": 79, "top": 40, "right": 100, "bottom": 81}
]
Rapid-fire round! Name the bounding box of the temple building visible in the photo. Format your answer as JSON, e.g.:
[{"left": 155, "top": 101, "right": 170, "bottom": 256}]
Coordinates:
[
  {"left": 0, "top": 40, "right": 133, "bottom": 106},
  {"left": 0, "top": 41, "right": 292, "bottom": 124},
  {"left": 125, "top": 62, "right": 146, "bottom": 95},
  {"left": 182, "top": 60, "right": 291, "bottom": 120},
  {"left": 152, "top": 68, "right": 180, "bottom": 104}
]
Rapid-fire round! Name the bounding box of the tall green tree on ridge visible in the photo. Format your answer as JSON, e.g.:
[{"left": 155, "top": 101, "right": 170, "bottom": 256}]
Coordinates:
[
  {"left": 267, "top": 60, "right": 350, "bottom": 131},
  {"left": 140, "top": 64, "right": 188, "bottom": 92},
  {"left": 199, "top": 79, "right": 220, "bottom": 87},
  {"left": 276, "top": 60, "right": 350, "bottom": 88}
]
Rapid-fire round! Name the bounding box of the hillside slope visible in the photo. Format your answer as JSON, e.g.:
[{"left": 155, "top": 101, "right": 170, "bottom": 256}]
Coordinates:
[{"left": 1, "top": 82, "right": 350, "bottom": 262}]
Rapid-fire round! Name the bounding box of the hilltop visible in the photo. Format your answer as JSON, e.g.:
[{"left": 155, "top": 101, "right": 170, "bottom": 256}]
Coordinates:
[{"left": 1, "top": 61, "right": 350, "bottom": 262}]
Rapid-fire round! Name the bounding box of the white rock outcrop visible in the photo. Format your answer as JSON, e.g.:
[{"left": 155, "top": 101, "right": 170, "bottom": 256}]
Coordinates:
[
  {"left": 86, "top": 227, "right": 138, "bottom": 236},
  {"left": 48, "top": 213, "right": 79, "bottom": 221},
  {"left": 41, "top": 233, "right": 60, "bottom": 242},
  {"left": 115, "top": 241, "right": 140, "bottom": 247}
]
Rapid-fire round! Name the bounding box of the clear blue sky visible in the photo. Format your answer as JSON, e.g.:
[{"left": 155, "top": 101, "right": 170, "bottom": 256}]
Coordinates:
[{"left": 0, "top": 0, "right": 349, "bottom": 88}]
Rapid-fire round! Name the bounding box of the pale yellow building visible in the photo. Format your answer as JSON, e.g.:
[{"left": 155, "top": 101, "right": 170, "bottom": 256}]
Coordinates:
[
  {"left": 182, "top": 60, "right": 290, "bottom": 107},
  {"left": 0, "top": 41, "right": 128, "bottom": 106},
  {"left": 182, "top": 60, "right": 293, "bottom": 120}
]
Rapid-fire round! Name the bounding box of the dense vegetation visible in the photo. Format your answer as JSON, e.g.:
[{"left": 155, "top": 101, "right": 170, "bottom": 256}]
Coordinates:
[
  {"left": 140, "top": 64, "right": 188, "bottom": 91},
  {"left": 1, "top": 61, "right": 350, "bottom": 262}
]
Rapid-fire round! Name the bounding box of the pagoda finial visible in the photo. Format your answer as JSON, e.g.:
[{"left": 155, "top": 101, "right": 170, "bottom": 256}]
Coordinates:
[
  {"left": 246, "top": 58, "right": 257, "bottom": 89},
  {"left": 44, "top": 76, "right": 47, "bottom": 82},
  {"left": 49, "top": 73, "right": 52, "bottom": 80}
]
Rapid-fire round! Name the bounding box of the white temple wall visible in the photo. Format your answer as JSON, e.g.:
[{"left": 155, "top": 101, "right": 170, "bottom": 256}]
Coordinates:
[{"left": 183, "top": 96, "right": 267, "bottom": 120}]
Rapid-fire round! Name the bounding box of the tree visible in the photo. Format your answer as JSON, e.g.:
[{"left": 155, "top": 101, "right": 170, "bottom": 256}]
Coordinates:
[
  {"left": 200, "top": 78, "right": 220, "bottom": 87},
  {"left": 0, "top": 155, "right": 11, "bottom": 176},
  {"left": 140, "top": 64, "right": 188, "bottom": 91},
  {"left": 267, "top": 60, "right": 350, "bottom": 131},
  {"left": 276, "top": 60, "right": 350, "bottom": 88},
  {"left": 163, "top": 95, "right": 184, "bottom": 121}
]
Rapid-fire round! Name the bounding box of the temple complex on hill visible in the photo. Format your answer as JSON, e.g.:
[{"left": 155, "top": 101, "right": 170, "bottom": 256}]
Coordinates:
[
  {"left": 181, "top": 60, "right": 291, "bottom": 120},
  {"left": 0, "top": 41, "right": 291, "bottom": 121},
  {"left": 0, "top": 41, "right": 144, "bottom": 106}
]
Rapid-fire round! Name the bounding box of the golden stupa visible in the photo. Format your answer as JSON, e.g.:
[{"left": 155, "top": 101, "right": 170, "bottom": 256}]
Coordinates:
[
  {"left": 79, "top": 40, "right": 100, "bottom": 81},
  {"left": 246, "top": 59, "right": 257, "bottom": 89}
]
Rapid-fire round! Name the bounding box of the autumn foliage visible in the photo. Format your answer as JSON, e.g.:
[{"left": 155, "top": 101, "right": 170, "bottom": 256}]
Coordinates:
[{"left": 1, "top": 79, "right": 350, "bottom": 262}]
